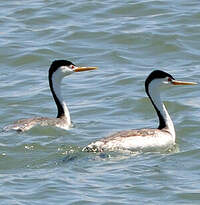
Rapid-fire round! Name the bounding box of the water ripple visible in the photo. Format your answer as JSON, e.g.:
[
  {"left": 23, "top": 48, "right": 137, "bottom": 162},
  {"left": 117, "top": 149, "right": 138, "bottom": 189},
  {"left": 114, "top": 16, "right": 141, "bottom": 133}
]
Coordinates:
[{"left": 0, "top": 0, "right": 200, "bottom": 204}]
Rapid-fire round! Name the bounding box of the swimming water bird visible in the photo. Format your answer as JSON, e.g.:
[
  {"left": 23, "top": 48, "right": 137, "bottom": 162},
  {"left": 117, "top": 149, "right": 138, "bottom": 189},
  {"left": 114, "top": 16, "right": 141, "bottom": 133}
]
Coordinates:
[
  {"left": 4, "top": 60, "right": 97, "bottom": 132},
  {"left": 83, "top": 70, "right": 197, "bottom": 153}
]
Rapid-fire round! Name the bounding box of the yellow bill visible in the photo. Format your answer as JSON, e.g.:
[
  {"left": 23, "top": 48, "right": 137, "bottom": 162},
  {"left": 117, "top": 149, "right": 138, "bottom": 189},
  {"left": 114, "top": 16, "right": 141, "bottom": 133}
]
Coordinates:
[
  {"left": 74, "top": 67, "right": 97, "bottom": 72},
  {"left": 171, "top": 80, "right": 197, "bottom": 85}
]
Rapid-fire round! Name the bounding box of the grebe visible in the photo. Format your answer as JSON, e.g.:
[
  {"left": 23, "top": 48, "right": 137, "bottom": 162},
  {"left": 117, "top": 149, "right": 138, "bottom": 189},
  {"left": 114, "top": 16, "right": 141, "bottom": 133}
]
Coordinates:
[
  {"left": 83, "top": 70, "right": 196, "bottom": 152},
  {"left": 4, "top": 60, "right": 97, "bottom": 132}
]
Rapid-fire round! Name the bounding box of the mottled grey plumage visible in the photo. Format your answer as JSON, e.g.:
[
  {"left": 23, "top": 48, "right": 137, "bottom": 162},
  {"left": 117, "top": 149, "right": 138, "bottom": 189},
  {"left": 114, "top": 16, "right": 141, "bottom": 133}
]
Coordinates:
[{"left": 4, "top": 116, "right": 69, "bottom": 132}]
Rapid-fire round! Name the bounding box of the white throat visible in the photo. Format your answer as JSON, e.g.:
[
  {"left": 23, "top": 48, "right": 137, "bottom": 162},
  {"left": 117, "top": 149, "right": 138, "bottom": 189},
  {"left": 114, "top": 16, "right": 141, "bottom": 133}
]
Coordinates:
[
  {"left": 51, "top": 71, "right": 71, "bottom": 125},
  {"left": 148, "top": 79, "right": 175, "bottom": 139}
]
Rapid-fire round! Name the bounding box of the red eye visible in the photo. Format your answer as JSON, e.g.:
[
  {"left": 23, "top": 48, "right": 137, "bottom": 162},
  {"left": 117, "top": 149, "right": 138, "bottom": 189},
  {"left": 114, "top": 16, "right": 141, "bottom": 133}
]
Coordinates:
[
  {"left": 168, "top": 77, "right": 172, "bottom": 82},
  {"left": 71, "top": 65, "right": 75, "bottom": 69}
]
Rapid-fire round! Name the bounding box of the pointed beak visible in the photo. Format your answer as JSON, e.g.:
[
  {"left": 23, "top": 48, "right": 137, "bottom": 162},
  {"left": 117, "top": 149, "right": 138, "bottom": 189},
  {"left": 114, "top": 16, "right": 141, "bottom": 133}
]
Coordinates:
[
  {"left": 171, "top": 80, "right": 197, "bottom": 85},
  {"left": 74, "top": 67, "right": 98, "bottom": 72}
]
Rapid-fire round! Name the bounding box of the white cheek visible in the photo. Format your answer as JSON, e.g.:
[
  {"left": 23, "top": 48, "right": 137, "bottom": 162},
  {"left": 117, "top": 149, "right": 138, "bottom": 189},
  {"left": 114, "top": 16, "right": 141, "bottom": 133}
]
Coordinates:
[
  {"left": 62, "top": 68, "right": 69, "bottom": 73},
  {"left": 162, "top": 78, "right": 172, "bottom": 85},
  {"left": 162, "top": 81, "right": 170, "bottom": 85},
  {"left": 60, "top": 67, "right": 73, "bottom": 75}
]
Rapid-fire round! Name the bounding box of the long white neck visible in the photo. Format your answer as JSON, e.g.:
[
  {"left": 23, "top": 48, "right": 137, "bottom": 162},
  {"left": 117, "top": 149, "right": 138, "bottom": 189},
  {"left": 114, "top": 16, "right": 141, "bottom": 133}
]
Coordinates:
[
  {"left": 50, "top": 72, "right": 71, "bottom": 125},
  {"left": 148, "top": 82, "right": 175, "bottom": 139}
]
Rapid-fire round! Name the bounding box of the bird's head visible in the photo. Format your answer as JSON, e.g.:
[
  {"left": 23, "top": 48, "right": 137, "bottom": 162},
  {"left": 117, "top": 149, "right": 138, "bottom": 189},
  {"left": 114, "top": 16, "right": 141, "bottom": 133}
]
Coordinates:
[
  {"left": 49, "top": 60, "right": 97, "bottom": 79},
  {"left": 145, "top": 70, "right": 197, "bottom": 94}
]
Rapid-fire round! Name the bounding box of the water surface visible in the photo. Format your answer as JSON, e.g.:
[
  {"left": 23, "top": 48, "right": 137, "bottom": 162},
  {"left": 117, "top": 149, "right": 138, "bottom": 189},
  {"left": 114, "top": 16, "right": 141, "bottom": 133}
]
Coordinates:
[{"left": 0, "top": 0, "right": 200, "bottom": 204}]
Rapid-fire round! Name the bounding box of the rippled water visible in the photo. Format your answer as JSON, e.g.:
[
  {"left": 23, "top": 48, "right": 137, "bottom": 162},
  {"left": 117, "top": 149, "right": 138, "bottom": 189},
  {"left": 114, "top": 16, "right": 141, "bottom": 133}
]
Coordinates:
[{"left": 1, "top": 0, "right": 200, "bottom": 204}]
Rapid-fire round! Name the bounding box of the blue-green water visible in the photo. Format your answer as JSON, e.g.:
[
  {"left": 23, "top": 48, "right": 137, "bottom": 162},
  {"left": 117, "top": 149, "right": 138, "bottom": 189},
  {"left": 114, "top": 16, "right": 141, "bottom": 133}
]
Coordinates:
[{"left": 0, "top": 0, "right": 200, "bottom": 204}]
